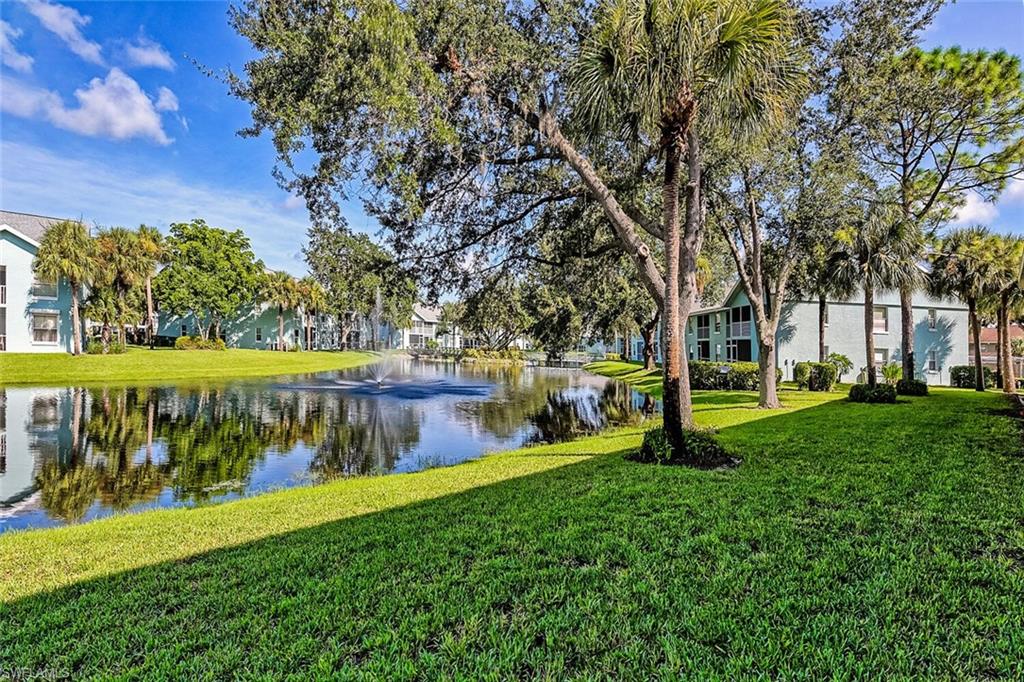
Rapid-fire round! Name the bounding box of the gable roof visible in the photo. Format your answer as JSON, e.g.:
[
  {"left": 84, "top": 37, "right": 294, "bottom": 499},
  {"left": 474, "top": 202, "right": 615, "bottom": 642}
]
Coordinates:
[
  {"left": 413, "top": 304, "right": 441, "bottom": 323},
  {"left": 0, "top": 210, "right": 69, "bottom": 246}
]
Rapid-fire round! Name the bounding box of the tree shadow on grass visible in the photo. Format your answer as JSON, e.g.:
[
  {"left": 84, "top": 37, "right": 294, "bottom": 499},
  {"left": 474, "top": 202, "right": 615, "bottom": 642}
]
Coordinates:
[{"left": 1, "top": 390, "right": 1022, "bottom": 678}]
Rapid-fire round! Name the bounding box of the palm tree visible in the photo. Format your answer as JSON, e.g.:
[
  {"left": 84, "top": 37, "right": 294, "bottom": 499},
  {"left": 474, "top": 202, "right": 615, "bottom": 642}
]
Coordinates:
[
  {"left": 94, "top": 227, "right": 149, "bottom": 345},
  {"left": 570, "top": 0, "right": 803, "bottom": 451},
  {"left": 929, "top": 226, "right": 992, "bottom": 392},
  {"left": 829, "top": 205, "right": 918, "bottom": 388},
  {"left": 987, "top": 234, "right": 1024, "bottom": 394},
  {"left": 262, "top": 271, "right": 300, "bottom": 351},
  {"left": 33, "top": 219, "right": 94, "bottom": 355},
  {"left": 137, "top": 225, "right": 164, "bottom": 349},
  {"left": 298, "top": 276, "right": 327, "bottom": 351}
]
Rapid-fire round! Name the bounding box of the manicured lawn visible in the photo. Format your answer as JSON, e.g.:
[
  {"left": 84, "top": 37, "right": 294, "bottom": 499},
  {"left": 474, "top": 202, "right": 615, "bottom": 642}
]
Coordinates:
[
  {"left": 585, "top": 359, "right": 664, "bottom": 396},
  {"left": 1, "top": 385, "right": 1022, "bottom": 677},
  {"left": 0, "top": 347, "right": 377, "bottom": 385}
]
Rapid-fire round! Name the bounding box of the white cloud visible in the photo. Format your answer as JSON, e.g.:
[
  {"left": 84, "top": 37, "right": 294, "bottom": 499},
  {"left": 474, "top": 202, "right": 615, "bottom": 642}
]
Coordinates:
[
  {"left": 952, "top": 192, "right": 998, "bottom": 226},
  {"left": 0, "top": 20, "right": 34, "bottom": 72},
  {"left": 154, "top": 86, "right": 178, "bottom": 112},
  {"left": 1005, "top": 176, "right": 1024, "bottom": 202},
  {"left": 283, "top": 194, "right": 305, "bottom": 210},
  {"left": 0, "top": 140, "right": 334, "bottom": 275},
  {"left": 24, "top": 0, "right": 103, "bottom": 64},
  {"left": 123, "top": 36, "right": 174, "bottom": 70},
  {"left": 1, "top": 69, "right": 173, "bottom": 145}
]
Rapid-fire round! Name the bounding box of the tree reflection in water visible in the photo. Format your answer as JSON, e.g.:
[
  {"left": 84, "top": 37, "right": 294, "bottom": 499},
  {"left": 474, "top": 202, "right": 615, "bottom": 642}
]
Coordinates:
[{"left": 16, "top": 366, "right": 646, "bottom": 527}]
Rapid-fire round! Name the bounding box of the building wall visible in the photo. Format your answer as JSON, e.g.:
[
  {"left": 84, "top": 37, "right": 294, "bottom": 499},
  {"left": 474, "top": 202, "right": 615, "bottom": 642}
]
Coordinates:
[
  {"left": 157, "top": 303, "right": 305, "bottom": 350},
  {"left": 0, "top": 231, "right": 73, "bottom": 354},
  {"left": 639, "top": 286, "right": 969, "bottom": 386}
]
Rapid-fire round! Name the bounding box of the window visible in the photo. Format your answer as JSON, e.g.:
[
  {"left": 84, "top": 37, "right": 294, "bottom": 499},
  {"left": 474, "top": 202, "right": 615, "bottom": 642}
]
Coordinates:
[
  {"left": 714, "top": 314, "right": 722, "bottom": 334},
  {"left": 715, "top": 343, "right": 721, "bottom": 361},
  {"left": 697, "top": 314, "right": 710, "bottom": 339},
  {"left": 823, "top": 345, "right": 830, "bottom": 358},
  {"left": 928, "top": 349, "right": 938, "bottom": 372},
  {"left": 688, "top": 344, "right": 694, "bottom": 360},
  {"left": 30, "top": 276, "right": 57, "bottom": 299},
  {"left": 698, "top": 340, "right": 710, "bottom": 361},
  {"left": 874, "top": 347, "right": 888, "bottom": 367},
  {"left": 180, "top": 324, "right": 188, "bottom": 338},
  {"left": 728, "top": 306, "right": 752, "bottom": 338},
  {"left": 255, "top": 327, "right": 262, "bottom": 342},
  {"left": 873, "top": 306, "right": 888, "bottom": 333},
  {"left": 31, "top": 312, "right": 58, "bottom": 344},
  {"left": 928, "top": 308, "right": 937, "bottom": 331},
  {"left": 823, "top": 305, "right": 830, "bottom": 327}
]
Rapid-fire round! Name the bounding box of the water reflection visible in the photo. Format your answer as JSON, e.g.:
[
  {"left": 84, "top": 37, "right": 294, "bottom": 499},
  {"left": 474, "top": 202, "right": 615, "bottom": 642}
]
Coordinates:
[{"left": 0, "top": 364, "right": 651, "bottom": 531}]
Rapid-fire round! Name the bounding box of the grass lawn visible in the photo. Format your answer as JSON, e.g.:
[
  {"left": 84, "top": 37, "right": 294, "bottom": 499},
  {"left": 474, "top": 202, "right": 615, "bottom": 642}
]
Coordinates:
[
  {"left": 1, "top": 380, "right": 1023, "bottom": 677},
  {"left": 0, "top": 347, "right": 377, "bottom": 386}
]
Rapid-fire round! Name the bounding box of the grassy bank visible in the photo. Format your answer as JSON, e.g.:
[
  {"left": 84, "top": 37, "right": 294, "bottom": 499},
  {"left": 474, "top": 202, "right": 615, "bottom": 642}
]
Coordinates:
[
  {"left": 2, "top": 383, "right": 1022, "bottom": 677},
  {"left": 586, "top": 359, "right": 664, "bottom": 396},
  {"left": 0, "top": 347, "right": 377, "bottom": 385}
]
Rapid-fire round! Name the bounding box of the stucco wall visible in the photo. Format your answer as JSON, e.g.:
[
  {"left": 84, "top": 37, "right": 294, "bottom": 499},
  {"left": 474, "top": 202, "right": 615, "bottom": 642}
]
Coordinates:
[{"left": 0, "top": 231, "right": 73, "bottom": 354}]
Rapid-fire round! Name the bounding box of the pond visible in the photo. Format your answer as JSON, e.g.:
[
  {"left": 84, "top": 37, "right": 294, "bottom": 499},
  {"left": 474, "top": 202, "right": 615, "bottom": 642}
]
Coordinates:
[{"left": 0, "top": 360, "right": 655, "bottom": 532}]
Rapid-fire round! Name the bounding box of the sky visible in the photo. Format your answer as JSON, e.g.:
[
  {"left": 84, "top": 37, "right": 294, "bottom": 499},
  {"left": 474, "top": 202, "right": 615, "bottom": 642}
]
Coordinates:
[{"left": 0, "top": 0, "right": 1022, "bottom": 275}]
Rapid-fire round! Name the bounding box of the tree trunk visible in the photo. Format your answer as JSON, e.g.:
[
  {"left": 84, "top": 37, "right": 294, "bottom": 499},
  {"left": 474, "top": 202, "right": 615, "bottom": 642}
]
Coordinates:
[
  {"left": 660, "top": 138, "right": 690, "bottom": 455},
  {"left": 818, "top": 293, "right": 827, "bottom": 363},
  {"left": 620, "top": 331, "right": 630, "bottom": 362},
  {"left": 864, "top": 284, "right": 876, "bottom": 388},
  {"left": 758, "top": 340, "right": 781, "bottom": 408},
  {"left": 996, "top": 320, "right": 1004, "bottom": 388},
  {"left": 146, "top": 276, "right": 155, "bottom": 349},
  {"left": 70, "top": 283, "right": 82, "bottom": 355},
  {"left": 1000, "top": 293, "right": 1016, "bottom": 394},
  {"left": 642, "top": 312, "right": 659, "bottom": 371},
  {"left": 969, "top": 298, "right": 984, "bottom": 391},
  {"left": 101, "top": 322, "right": 111, "bottom": 354},
  {"left": 278, "top": 305, "right": 285, "bottom": 351},
  {"left": 900, "top": 284, "right": 914, "bottom": 381}
]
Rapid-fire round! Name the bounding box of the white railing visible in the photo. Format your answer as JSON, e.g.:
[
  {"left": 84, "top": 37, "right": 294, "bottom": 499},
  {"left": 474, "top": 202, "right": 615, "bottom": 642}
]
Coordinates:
[{"left": 729, "top": 321, "right": 751, "bottom": 337}]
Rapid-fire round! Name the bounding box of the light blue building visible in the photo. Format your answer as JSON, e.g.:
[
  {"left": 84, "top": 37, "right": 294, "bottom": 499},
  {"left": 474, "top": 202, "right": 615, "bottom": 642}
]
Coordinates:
[
  {"left": 629, "top": 282, "right": 969, "bottom": 386},
  {"left": 0, "top": 210, "right": 76, "bottom": 354}
]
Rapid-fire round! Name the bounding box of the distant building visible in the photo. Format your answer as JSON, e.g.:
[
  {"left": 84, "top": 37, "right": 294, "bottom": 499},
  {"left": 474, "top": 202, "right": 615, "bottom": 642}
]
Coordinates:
[
  {"left": 0, "top": 210, "right": 76, "bottom": 354},
  {"left": 968, "top": 325, "right": 1024, "bottom": 374},
  {"left": 631, "top": 282, "right": 970, "bottom": 386}
]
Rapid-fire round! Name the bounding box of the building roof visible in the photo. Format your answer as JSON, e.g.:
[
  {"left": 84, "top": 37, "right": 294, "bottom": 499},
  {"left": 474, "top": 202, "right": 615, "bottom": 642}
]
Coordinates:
[
  {"left": 976, "top": 326, "right": 1024, "bottom": 344},
  {"left": 413, "top": 303, "right": 442, "bottom": 323},
  {"left": 0, "top": 210, "right": 69, "bottom": 245}
]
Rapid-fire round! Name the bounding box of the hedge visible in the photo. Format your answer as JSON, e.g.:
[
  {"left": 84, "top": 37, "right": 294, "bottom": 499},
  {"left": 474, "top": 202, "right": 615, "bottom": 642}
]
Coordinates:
[
  {"left": 849, "top": 383, "right": 897, "bottom": 404},
  {"left": 688, "top": 361, "right": 782, "bottom": 391},
  {"left": 174, "top": 335, "right": 227, "bottom": 351},
  {"left": 896, "top": 378, "right": 929, "bottom": 396},
  {"left": 794, "top": 361, "right": 838, "bottom": 391},
  {"left": 950, "top": 365, "right": 994, "bottom": 389}
]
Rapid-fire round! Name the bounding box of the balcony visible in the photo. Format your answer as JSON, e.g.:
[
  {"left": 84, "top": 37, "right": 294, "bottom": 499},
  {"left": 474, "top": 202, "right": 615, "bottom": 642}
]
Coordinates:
[{"left": 696, "top": 326, "right": 710, "bottom": 340}]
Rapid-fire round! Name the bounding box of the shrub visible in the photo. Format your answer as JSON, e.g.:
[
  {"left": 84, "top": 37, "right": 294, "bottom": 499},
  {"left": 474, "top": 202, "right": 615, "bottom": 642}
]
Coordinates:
[
  {"left": 950, "top": 365, "right": 994, "bottom": 389},
  {"left": 826, "top": 353, "right": 854, "bottom": 381},
  {"left": 174, "top": 335, "right": 226, "bottom": 351},
  {"left": 86, "top": 339, "right": 126, "bottom": 354},
  {"left": 896, "top": 378, "right": 929, "bottom": 396},
  {"left": 794, "top": 361, "right": 838, "bottom": 391},
  {"left": 605, "top": 352, "right": 621, "bottom": 361},
  {"left": 86, "top": 339, "right": 105, "bottom": 355},
  {"left": 629, "top": 426, "right": 732, "bottom": 467},
  {"left": 881, "top": 363, "right": 902, "bottom": 385},
  {"left": 848, "top": 383, "right": 897, "bottom": 403},
  {"left": 688, "top": 361, "right": 781, "bottom": 391}
]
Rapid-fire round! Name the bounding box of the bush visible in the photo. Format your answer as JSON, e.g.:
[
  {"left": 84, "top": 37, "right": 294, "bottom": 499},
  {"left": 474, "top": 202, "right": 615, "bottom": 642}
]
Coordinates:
[
  {"left": 950, "top": 365, "right": 994, "bottom": 389},
  {"left": 460, "top": 347, "right": 524, "bottom": 362},
  {"left": 794, "top": 361, "right": 838, "bottom": 391},
  {"left": 896, "top": 378, "right": 929, "bottom": 396},
  {"left": 826, "top": 352, "right": 854, "bottom": 381},
  {"left": 688, "top": 361, "right": 781, "bottom": 391},
  {"left": 174, "top": 335, "right": 226, "bottom": 351},
  {"left": 881, "top": 363, "right": 902, "bottom": 385},
  {"left": 86, "top": 339, "right": 126, "bottom": 354},
  {"left": 629, "top": 426, "right": 732, "bottom": 467},
  {"left": 605, "top": 352, "right": 621, "bottom": 361},
  {"left": 848, "top": 383, "right": 897, "bottom": 404}
]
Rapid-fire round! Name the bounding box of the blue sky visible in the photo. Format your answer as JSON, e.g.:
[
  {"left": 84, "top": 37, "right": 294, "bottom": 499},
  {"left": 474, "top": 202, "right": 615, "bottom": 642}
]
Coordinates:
[{"left": 0, "top": 0, "right": 1022, "bottom": 274}]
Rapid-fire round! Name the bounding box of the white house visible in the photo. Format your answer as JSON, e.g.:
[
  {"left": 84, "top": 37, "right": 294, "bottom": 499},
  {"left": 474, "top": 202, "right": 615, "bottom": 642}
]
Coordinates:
[{"left": 0, "top": 210, "right": 75, "bottom": 354}]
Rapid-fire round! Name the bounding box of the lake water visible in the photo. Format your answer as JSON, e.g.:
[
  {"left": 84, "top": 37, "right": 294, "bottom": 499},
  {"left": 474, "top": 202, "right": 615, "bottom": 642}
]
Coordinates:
[{"left": 0, "top": 360, "right": 654, "bottom": 532}]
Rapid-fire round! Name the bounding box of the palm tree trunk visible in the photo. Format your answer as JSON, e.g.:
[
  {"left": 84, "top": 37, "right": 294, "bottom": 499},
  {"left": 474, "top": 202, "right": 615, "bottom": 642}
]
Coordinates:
[
  {"left": 101, "top": 322, "right": 111, "bottom": 354},
  {"left": 278, "top": 305, "right": 285, "bottom": 351},
  {"left": 996, "top": 321, "right": 1003, "bottom": 388},
  {"left": 865, "top": 284, "right": 876, "bottom": 388},
  {"left": 661, "top": 138, "right": 690, "bottom": 454},
  {"left": 969, "top": 298, "right": 984, "bottom": 392},
  {"left": 70, "top": 283, "right": 82, "bottom": 355},
  {"left": 1000, "top": 293, "right": 1016, "bottom": 394},
  {"left": 900, "top": 285, "right": 915, "bottom": 381},
  {"left": 146, "top": 277, "right": 155, "bottom": 350},
  {"left": 818, "top": 293, "right": 827, "bottom": 362}
]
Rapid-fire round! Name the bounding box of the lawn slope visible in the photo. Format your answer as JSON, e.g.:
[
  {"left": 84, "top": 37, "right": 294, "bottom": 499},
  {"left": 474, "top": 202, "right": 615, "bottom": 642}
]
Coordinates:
[
  {"left": 0, "top": 347, "right": 376, "bottom": 385},
  {"left": 1, "top": 388, "right": 1022, "bottom": 678}
]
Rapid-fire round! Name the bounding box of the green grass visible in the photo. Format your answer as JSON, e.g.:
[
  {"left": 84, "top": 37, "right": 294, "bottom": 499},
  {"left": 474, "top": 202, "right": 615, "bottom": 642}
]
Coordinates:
[
  {"left": 1, "top": 384, "right": 1023, "bottom": 677},
  {"left": 585, "top": 359, "right": 665, "bottom": 396},
  {"left": 0, "top": 347, "right": 377, "bottom": 386}
]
